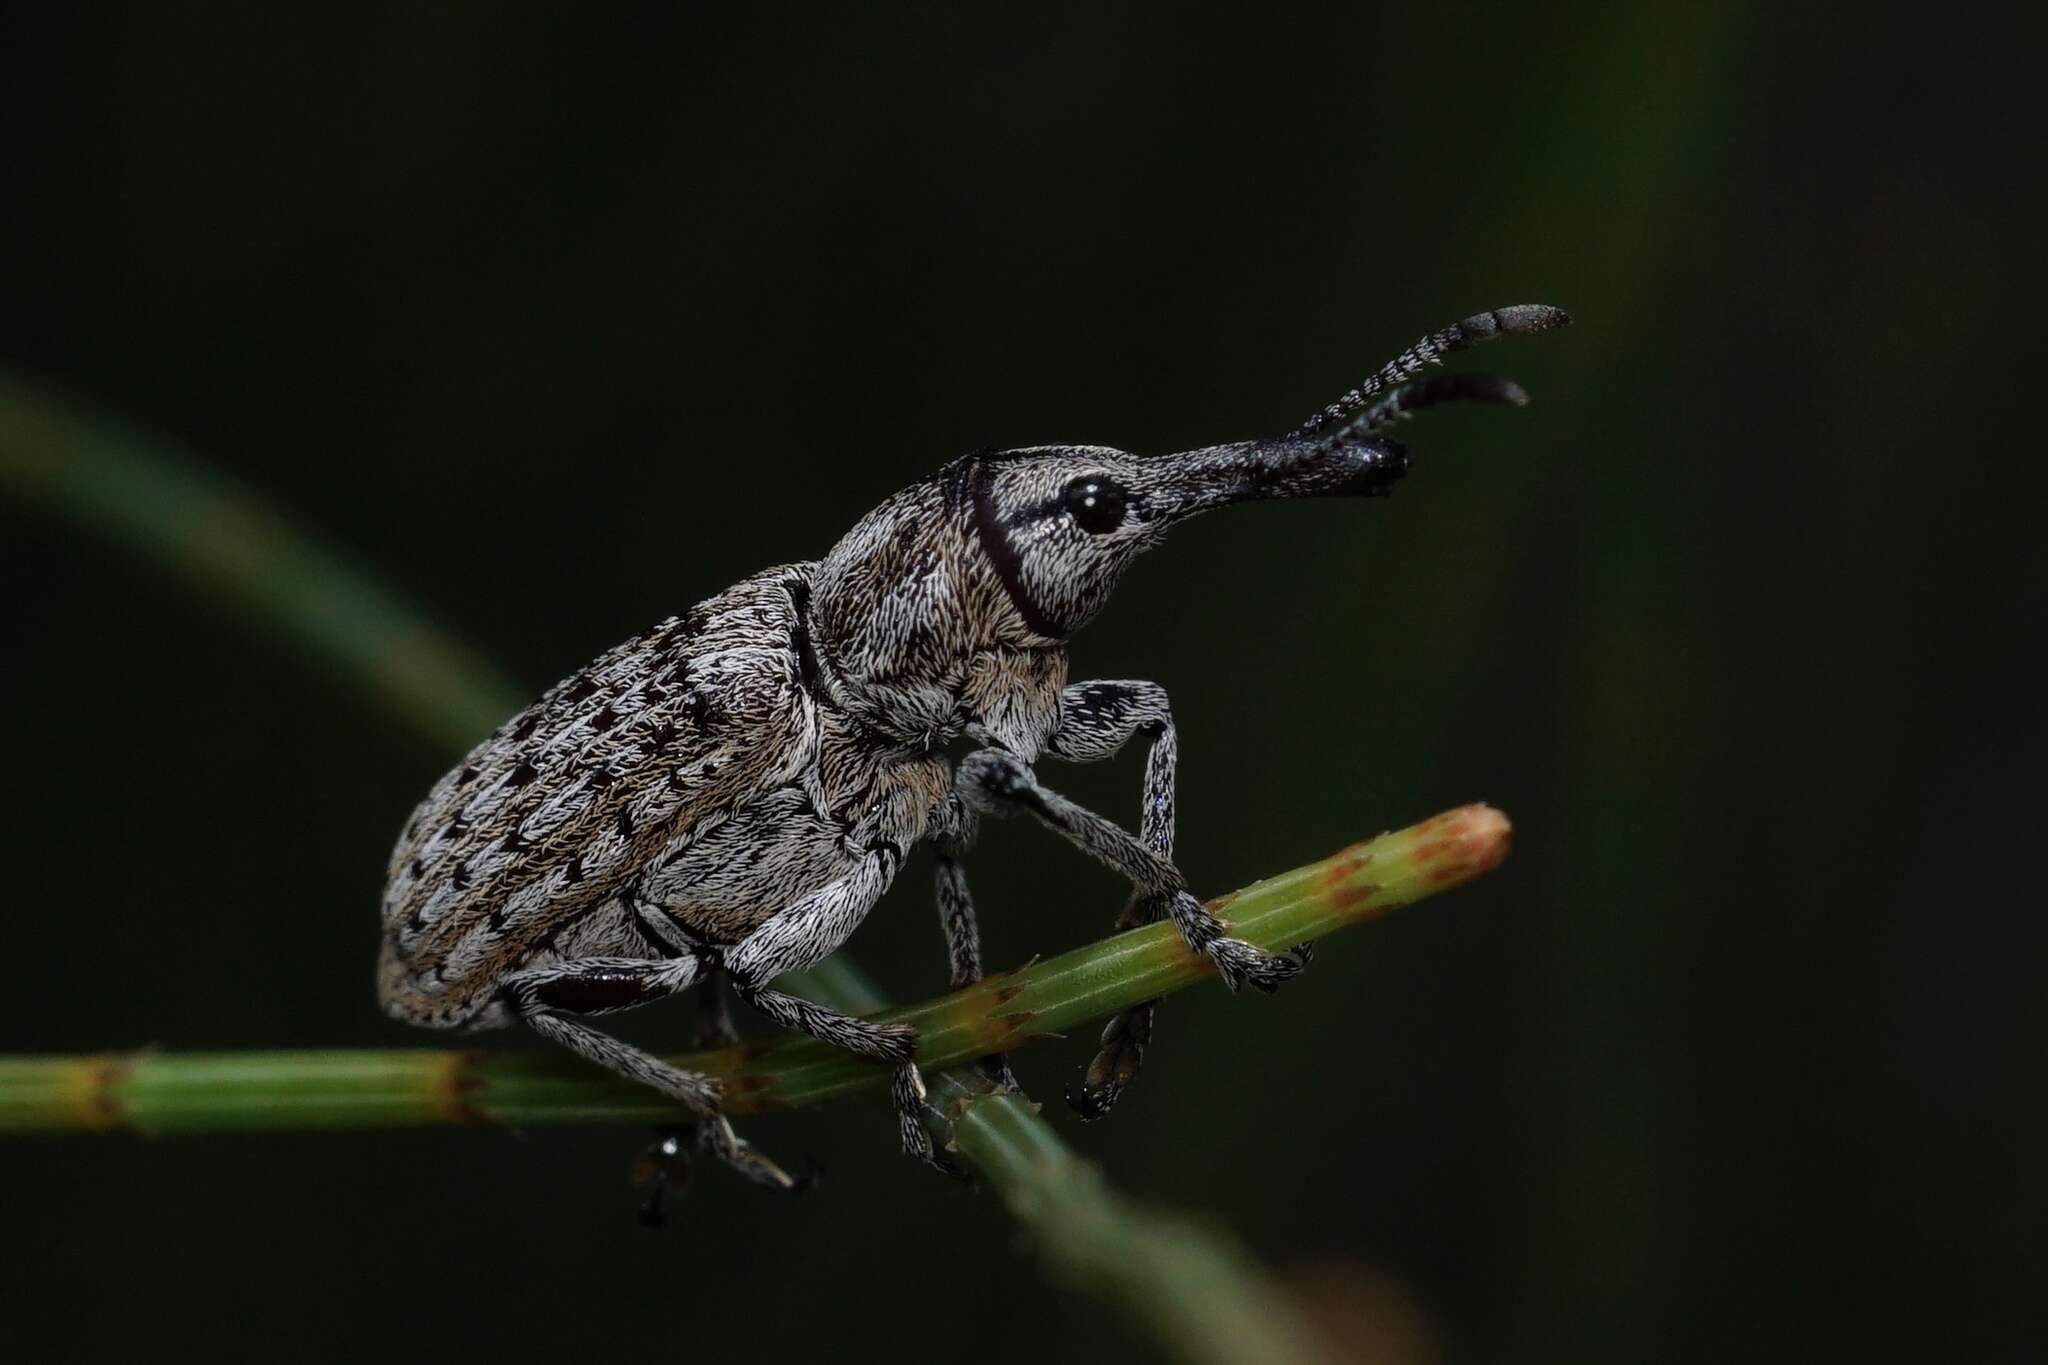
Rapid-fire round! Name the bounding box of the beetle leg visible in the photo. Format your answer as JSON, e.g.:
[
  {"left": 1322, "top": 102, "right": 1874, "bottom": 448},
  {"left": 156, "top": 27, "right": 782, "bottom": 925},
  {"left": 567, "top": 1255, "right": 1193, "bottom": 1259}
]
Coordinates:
[
  {"left": 932, "top": 794, "right": 1020, "bottom": 1092},
  {"left": 500, "top": 954, "right": 803, "bottom": 1191},
  {"left": 721, "top": 849, "right": 961, "bottom": 1177},
  {"left": 957, "top": 747, "right": 1313, "bottom": 996},
  {"left": 1043, "top": 680, "right": 1180, "bottom": 1120}
]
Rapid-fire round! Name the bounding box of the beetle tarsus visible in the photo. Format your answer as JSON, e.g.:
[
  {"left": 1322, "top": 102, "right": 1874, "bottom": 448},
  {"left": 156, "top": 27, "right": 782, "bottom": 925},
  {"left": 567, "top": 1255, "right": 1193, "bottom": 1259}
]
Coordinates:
[
  {"left": 702, "top": 1112, "right": 804, "bottom": 1191},
  {"left": 1205, "top": 935, "right": 1314, "bottom": 994},
  {"left": 1068, "top": 1000, "right": 1153, "bottom": 1122},
  {"left": 893, "top": 1060, "right": 965, "bottom": 1179}
]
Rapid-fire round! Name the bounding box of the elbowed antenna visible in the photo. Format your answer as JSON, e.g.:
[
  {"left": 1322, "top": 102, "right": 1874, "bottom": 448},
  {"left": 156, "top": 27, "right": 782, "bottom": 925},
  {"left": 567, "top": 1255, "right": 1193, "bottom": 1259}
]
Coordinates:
[
  {"left": 1133, "top": 303, "right": 1571, "bottom": 520},
  {"left": 1292, "top": 303, "right": 1572, "bottom": 439}
]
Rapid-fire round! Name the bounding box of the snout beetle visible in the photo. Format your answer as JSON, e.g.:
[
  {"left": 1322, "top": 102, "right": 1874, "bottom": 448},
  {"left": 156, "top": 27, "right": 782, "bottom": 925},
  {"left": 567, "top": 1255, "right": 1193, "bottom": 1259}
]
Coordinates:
[{"left": 380, "top": 305, "right": 1570, "bottom": 1194}]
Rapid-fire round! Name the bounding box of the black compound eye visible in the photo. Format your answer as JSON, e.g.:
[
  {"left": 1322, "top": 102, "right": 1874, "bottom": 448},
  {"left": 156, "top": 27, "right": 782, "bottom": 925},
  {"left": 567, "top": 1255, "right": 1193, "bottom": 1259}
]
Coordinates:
[{"left": 1062, "top": 476, "right": 1127, "bottom": 534}]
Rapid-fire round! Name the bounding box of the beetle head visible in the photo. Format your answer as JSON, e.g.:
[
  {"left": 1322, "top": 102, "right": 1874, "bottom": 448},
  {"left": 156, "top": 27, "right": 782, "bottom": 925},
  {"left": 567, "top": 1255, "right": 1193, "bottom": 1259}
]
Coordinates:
[
  {"left": 810, "top": 304, "right": 1569, "bottom": 740},
  {"left": 957, "top": 433, "right": 1410, "bottom": 639},
  {"left": 957, "top": 304, "right": 1572, "bottom": 640}
]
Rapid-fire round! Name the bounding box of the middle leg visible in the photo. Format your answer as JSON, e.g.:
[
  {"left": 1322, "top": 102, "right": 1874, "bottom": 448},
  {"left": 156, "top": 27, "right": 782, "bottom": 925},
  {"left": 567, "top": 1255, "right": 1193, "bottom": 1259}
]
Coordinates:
[
  {"left": 930, "top": 792, "right": 1019, "bottom": 1091},
  {"left": 1043, "top": 680, "right": 1180, "bottom": 1119}
]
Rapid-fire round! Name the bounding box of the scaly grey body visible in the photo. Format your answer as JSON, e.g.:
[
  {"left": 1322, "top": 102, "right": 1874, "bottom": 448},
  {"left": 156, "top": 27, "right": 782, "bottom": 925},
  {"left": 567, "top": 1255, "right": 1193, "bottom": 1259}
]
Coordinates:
[{"left": 378, "top": 304, "right": 1571, "bottom": 1198}]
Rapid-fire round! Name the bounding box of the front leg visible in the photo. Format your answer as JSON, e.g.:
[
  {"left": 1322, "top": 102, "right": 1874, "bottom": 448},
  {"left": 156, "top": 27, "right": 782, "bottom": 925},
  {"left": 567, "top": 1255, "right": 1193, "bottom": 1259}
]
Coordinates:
[
  {"left": 1043, "top": 680, "right": 1179, "bottom": 1119},
  {"left": 957, "top": 747, "right": 1312, "bottom": 994},
  {"left": 720, "top": 844, "right": 953, "bottom": 1174}
]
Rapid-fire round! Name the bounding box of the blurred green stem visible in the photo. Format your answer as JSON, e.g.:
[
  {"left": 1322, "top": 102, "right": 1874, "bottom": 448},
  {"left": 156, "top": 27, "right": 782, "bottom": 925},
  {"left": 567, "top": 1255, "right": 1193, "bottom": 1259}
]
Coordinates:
[
  {"left": 1, "top": 370, "right": 1509, "bottom": 1365},
  {"left": 0, "top": 370, "right": 521, "bottom": 749}
]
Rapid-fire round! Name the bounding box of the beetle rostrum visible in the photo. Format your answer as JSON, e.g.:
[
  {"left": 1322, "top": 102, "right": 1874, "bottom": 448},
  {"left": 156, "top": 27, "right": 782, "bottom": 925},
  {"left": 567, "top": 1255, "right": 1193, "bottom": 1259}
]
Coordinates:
[{"left": 377, "top": 304, "right": 1571, "bottom": 1195}]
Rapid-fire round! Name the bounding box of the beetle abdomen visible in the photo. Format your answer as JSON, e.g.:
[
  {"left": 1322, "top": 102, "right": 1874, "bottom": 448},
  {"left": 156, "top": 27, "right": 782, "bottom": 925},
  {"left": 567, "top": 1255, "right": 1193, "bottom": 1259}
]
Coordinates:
[{"left": 377, "top": 566, "right": 820, "bottom": 1024}]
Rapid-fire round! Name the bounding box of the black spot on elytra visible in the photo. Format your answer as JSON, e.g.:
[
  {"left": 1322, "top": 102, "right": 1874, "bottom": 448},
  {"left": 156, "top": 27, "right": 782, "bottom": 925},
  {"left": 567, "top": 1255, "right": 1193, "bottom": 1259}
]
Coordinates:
[
  {"left": 616, "top": 807, "right": 636, "bottom": 839},
  {"left": 565, "top": 854, "right": 585, "bottom": 884},
  {"left": 586, "top": 766, "right": 617, "bottom": 789},
  {"left": 511, "top": 713, "right": 541, "bottom": 742},
  {"left": 590, "top": 705, "right": 621, "bottom": 733},
  {"left": 643, "top": 722, "right": 678, "bottom": 755},
  {"left": 455, "top": 765, "right": 480, "bottom": 788},
  {"left": 564, "top": 676, "right": 599, "bottom": 704},
  {"left": 500, "top": 829, "right": 532, "bottom": 854},
  {"left": 452, "top": 859, "right": 473, "bottom": 891},
  {"left": 408, "top": 858, "right": 424, "bottom": 880},
  {"left": 507, "top": 760, "right": 538, "bottom": 789}
]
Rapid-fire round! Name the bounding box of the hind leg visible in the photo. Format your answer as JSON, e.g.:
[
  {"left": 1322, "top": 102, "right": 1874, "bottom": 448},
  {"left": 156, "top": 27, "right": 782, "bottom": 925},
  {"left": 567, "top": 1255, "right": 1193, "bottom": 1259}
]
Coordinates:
[
  {"left": 629, "top": 963, "right": 756, "bottom": 1226},
  {"left": 718, "top": 846, "right": 957, "bottom": 1175},
  {"left": 499, "top": 953, "right": 801, "bottom": 1191}
]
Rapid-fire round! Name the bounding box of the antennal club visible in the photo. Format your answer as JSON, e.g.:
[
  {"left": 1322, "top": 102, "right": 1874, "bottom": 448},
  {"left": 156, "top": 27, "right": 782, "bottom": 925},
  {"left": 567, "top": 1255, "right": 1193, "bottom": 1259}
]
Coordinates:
[{"left": 1294, "top": 303, "right": 1572, "bottom": 439}]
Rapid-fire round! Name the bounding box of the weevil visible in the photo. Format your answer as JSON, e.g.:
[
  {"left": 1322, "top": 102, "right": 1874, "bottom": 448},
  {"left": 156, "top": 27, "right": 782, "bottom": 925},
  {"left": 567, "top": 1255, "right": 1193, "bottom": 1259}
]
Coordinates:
[{"left": 379, "top": 304, "right": 1570, "bottom": 1200}]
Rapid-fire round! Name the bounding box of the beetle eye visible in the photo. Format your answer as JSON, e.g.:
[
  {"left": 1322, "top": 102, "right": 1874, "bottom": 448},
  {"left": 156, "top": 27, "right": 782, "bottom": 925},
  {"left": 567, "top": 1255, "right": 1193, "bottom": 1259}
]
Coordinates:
[{"left": 1062, "top": 476, "right": 1127, "bottom": 534}]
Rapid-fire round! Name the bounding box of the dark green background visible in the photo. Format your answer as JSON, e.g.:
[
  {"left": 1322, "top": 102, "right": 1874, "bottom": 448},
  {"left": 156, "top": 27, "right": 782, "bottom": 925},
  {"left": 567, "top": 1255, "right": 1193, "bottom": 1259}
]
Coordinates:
[{"left": 3, "top": 5, "right": 2039, "bottom": 1361}]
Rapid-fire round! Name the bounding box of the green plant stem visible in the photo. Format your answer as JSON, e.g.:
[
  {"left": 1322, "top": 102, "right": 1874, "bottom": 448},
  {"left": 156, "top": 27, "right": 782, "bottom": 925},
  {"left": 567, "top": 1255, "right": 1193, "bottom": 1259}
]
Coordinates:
[{"left": 0, "top": 804, "right": 1507, "bottom": 1133}]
